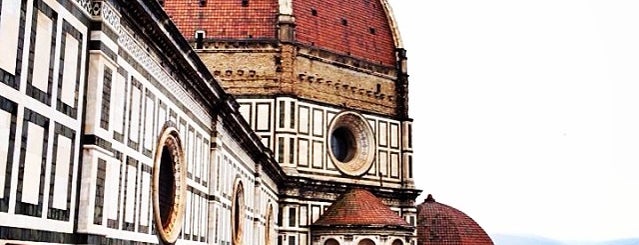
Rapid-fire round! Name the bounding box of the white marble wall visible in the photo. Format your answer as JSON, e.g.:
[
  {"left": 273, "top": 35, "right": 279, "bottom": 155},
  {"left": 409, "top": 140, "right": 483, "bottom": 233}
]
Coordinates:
[
  {"left": 237, "top": 97, "right": 413, "bottom": 186},
  {"left": 0, "top": 0, "right": 88, "bottom": 236},
  {"left": 1, "top": 0, "right": 280, "bottom": 244}
]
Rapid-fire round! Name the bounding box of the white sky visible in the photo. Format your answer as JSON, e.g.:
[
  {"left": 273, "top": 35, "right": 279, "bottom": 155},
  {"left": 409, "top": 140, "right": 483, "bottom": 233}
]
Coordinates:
[{"left": 389, "top": 0, "right": 639, "bottom": 242}]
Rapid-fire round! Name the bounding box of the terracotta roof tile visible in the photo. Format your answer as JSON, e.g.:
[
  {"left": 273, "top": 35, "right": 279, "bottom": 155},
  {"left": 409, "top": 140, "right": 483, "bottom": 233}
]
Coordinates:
[
  {"left": 313, "top": 189, "right": 410, "bottom": 228},
  {"left": 163, "top": 0, "right": 278, "bottom": 40}
]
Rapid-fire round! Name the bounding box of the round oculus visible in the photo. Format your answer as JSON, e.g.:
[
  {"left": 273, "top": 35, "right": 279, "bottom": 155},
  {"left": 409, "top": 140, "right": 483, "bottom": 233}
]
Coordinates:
[
  {"left": 327, "top": 111, "right": 376, "bottom": 176},
  {"left": 152, "top": 126, "right": 187, "bottom": 244}
]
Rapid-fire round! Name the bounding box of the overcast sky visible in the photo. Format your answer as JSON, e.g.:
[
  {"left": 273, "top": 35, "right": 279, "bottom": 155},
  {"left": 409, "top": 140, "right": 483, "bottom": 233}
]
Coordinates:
[{"left": 389, "top": 0, "right": 639, "bottom": 242}]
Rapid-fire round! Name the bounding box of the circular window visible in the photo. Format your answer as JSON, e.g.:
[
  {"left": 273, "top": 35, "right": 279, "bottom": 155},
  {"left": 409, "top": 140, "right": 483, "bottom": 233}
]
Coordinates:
[
  {"left": 327, "top": 111, "right": 376, "bottom": 176},
  {"left": 152, "top": 126, "right": 187, "bottom": 244},
  {"left": 330, "top": 127, "right": 356, "bottom": 162}
]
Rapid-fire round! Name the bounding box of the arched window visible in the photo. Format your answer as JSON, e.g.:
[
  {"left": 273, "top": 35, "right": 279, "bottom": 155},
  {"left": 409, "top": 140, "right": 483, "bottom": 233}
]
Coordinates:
[
  {"left": 325, "top": 238, "right": 340, "bottom": 245},
  {"left": 358, "top": 238, "right": 375, "bottom": 245},
  {"left": 232, "top": 180, "right": 245, "bottom": 245},
  {"left": 265, "top": 204, "right": 274, "bottom": 245},
  {"left": 392, "top": 239, "right": 404, "bottom": 245}
]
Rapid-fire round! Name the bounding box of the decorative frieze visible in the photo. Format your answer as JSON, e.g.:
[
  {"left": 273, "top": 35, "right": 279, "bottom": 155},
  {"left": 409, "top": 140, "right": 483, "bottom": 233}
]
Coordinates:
[
  {"left": 74, "top": 0, "right": 93, "bottom": 15},
  {"left": 92, "top": 1, "right": 121, "bottom": 33}
]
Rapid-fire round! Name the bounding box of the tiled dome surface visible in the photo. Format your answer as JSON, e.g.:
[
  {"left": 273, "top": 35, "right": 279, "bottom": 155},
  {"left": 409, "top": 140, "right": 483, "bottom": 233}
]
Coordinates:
[
  {"left": 416, "top": 195, "right": 494, "bottom": 245},
  {"left": 293, "top": 0, "right": 397, "bottom": 66},
  {"left": 313, "top": 189, "right": 410, "bottom": 228}
]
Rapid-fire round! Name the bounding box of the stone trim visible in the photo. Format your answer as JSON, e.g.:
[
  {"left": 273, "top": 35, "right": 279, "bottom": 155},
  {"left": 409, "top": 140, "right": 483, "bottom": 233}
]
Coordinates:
[
  {"left": 15, "top": 108, "right": 49, "bottom": 217},
  {"left": 47, "top": 122, "right": 76, "bottom": 221},
  {"left": 25, "top": 0, "right": 58, "bottom": 106},
  {"left": 93, "top": 158, "right": 107, "bottom": 225},
  {"left": 107, "top": 153, "right": 123, "bottom": 229},
  {"left": 0, "top": 95, "right": 18, "bottom": 213},
  {"left": 99, "top": 66, "right": 112, "bottom": 129},
  {"left": 0, "top": 0, "right": 28, "bottom": 90},
  {"left": 122, "top": 156, "right": 138, "bottom": 231},
  {"left": 56, "top": 20, "right": 83, "bottom": 119}
]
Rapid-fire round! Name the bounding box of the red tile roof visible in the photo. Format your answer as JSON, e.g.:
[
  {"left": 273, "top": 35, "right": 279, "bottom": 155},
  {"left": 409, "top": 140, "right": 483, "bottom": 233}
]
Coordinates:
[
  {"left": 162, "top": 0, "right": 397, "bottom": 66},
  {"left": 313, "top": 189, "right": 410, "bottom": 228},
  {"left": 163, "top": 0, "right": 278, "bottom": 40},
  {"left": 416, "top": 194, "right": 494, "bottom": 245}
]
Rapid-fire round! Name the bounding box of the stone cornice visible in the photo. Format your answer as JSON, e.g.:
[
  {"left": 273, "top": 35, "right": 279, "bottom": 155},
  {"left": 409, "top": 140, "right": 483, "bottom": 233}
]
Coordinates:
[{"left": 281, "top": 175, "right": 421, "bottom": 203}]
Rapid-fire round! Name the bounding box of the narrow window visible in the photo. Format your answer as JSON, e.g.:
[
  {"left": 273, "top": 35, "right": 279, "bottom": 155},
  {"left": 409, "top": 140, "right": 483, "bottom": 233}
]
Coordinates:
[
  {"left": 408, "top": 124, "right": 412, "bottom": 148},
  {"left": 241, "top": 0, "right": 249, "bottom": 7},
  {"left": 290, "top": 101, "right": 295, "bottom": 129},
  {"left": 278, "top": 137, "right": 285, "bottom": 163},
  {"left": 311, "top": 8, "right": 317, "bottom": 16},
  {"left": 289, "top": 138, "right": 295, "bottom": 165},
  {"left": 232, "top": 182, "right": 245, "bottom": 245},
  {"left": 265, "top": 205, "right": 273, "bottom": 245},
  {"left": 277, "top": 207, "right": 283, "bottom": 225},
  {"left": 195, "top": 31, "right": 205, "bottom": 49},
  {"left": 408, "top": 155, "right": 413, "bottom": 178},
  {"left": 279, "top": 101, "right": 285, "bottom": 128},
  {"left": 214, "top": 207, "right": 219, "bottom": 242},
  {"left": 288, "top": 235, "right": 296, "bottom": 245},
  {"left": 341, "top": 18, "right": 348, "bottom": 26},
  {"left": 369, "top": 27, "right": 376, "bottom": 34},
  {"left": 288, "top": 207, "right": 296, "bottom": 227}
]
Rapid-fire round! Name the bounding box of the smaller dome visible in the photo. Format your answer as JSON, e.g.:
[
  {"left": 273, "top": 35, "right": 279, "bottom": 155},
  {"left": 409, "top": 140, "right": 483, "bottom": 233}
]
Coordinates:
[
  {"left": 313, "top": 188, "right": 410, "bottom": 228},
  {"left": 416, "top": 194, "right": 494, "bottom": 245}
]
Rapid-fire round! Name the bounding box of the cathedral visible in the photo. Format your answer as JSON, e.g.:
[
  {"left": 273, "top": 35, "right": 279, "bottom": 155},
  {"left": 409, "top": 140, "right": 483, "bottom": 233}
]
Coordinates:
[{"left": 0, "top": 0, "right": 492, "bottom": 244}]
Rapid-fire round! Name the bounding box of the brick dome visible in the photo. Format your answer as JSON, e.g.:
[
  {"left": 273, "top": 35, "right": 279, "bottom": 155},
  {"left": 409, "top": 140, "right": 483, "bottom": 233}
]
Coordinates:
[
  {"left": 416, "top": 195, "right": 494, "bottom": 245},
  {"left": 293, "top": 0, "right": 399, "bottom": 66},
  {"left": 162, "top": 0, "right": 401, "bottom": 66},
  {"left": 313, "top": 189, "right": 410, "bottom": 228}
]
